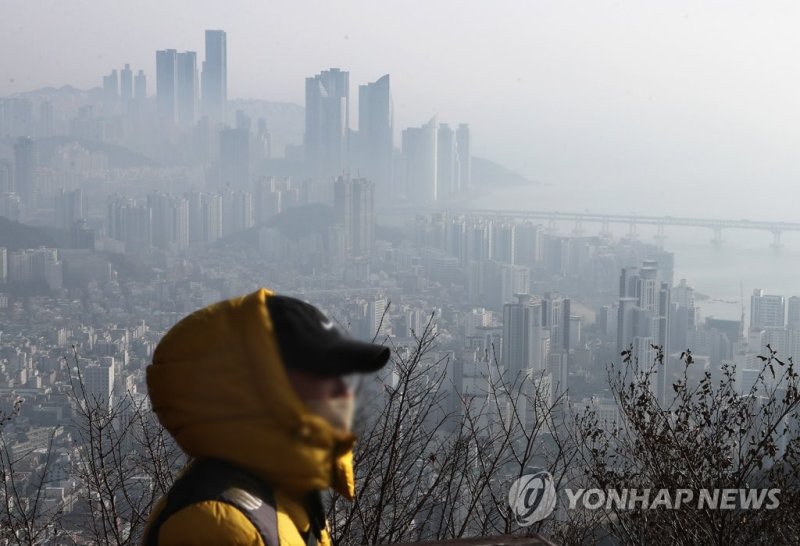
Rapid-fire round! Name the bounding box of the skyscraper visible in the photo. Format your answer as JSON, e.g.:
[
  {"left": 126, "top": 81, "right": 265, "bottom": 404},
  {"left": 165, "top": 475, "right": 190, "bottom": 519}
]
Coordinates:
[
  {"left": 456, "top": 123, "right": 471, "bottom": 193},
  {"left": 156, "top": 49, "right": 178, "bottom": 124},
  {"left": 13, "top": 137, "right": 37, "bottom": 209},
  {"left": 502, "top": 294, "right": 549, "bottom": 381},
  {"left": 218, "top": 128, "right": 250, "bottom": 188},
  {"left": 202, "top": 30, "right": 227, "bottom": 123},
  {"left": 120, "top": 64, "right": 133, "bottom": 103},
  {"left": 148, "top": 193, "right": 189, "bottom": 252},
  {"left": 542, "top": 291, "right": 571, "bottom": 352},
  {"left": 305, "top": 68, "right": 350, "bottom": 178},
  {"left": 0, "top": 159, "right": 14, "bottom": 193},
  {"left": 0, "top": 98, "right": 34, "bottom": 138},
  {"left": 107, "top": 197, "right": 152, "bottom": 251},
  {"left": 401, "top": 118, "right": 438, "bottom": 203},
  {"left": 357, "top": 75, "right": 393, "bottom": 202},
  {"left": 788, "top": 296, "right": 800, "bottom": 330},
  {"left": 437, "top": 123, "right": 458, "bottom": 200},
  {"left": 616, "top": 261, "right": 672, "bottom": 402},
  {"left": 102, "top": 69, "right": 119, "bottom": 103},
  {"left": 55, "top": 188, "right": 87, "bottom": 230},
  {"left": 84, "top": 364, "right": 114, "bottom": 411},
  {"left": 750, "top": 289, "right": 785, "bottom": 331},
  {"left": 176, "top": 51, "right": 198, "bottom": 126},
  {"left": 134, "top": 70, "right": 147, "bottom": 102}
]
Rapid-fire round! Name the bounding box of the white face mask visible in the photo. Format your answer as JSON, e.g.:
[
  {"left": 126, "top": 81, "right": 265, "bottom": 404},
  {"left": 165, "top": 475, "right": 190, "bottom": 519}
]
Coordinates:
[{"left": 305, "top": 395, "right": 355, "bottom": 432}]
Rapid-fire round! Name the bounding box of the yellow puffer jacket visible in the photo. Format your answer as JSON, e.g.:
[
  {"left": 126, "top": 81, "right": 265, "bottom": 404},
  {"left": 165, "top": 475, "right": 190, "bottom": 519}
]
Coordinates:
[{"left": 143, "top": 288, "right": 357, "bottom": 545}]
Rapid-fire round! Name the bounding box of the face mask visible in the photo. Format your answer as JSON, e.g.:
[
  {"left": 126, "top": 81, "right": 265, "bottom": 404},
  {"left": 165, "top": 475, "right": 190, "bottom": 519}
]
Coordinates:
[{"left": 305, "top": 395, "right": 355, "bottom": 432}]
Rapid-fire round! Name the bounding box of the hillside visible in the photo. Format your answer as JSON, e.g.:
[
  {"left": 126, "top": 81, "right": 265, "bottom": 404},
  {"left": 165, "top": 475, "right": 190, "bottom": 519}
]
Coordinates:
[
  {"left": 471, "top": 156, "right": 535, "bottom": 187},
  {"left": 0, "top": 217, "right": 57, "bottom": 250}
]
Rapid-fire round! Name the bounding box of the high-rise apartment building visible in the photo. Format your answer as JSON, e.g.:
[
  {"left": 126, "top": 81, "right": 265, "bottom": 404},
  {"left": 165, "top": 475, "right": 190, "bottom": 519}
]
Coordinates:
[
  {"left": 334, "top": 177, "right": 375, "bottom": 258},
  {"left": 55, "top": 188, "right": 87, "bottom": 230},
  {"left": 218, "top": 128, "right": 250, "bottom": 188},
  {"left": 156, "top": 49, "right": 178, "bottom": 124},
  {"left": 0, "top": 247, "right": 6, "bottom": 284},
  {"left": 102, "top": 69, "right": 119, "bottom": 103},
  {"left": 617, "top": 261, "right": 672, "bottom": 402},
  {"left": 202, "top": 30, "right": 227, "bottom": 123},
  {"left": 542, "top": 292, "right": 571, "bottom": 352},
  {"left": 401, "top": 118, "right": 438, "bottom": 203},
  {"left": 148, "top": 193, "right": 189, "bottom": 252},
  {"left": 120, "top": 64, "right": 133, "bottom": 103},
  {"left": 0, "top": 98, "right": 34, "bottom": 138},
  {"left": 788, "top": 296, "right": 800, "bottom": 330},
  {"left": 13, "top": 137, "right": 37, "bottom": 209},
  {"left": 750, "top": 289, "right": 785, "bottom": 331},
  {"left": 84, "top": 364, "right": 115, "bottom": 411},
  {"left": 0, "top": 159, "right": 14, "bottom": 193},
  {"left": 357, "top": 75, "right": 393, "bottom": 201},
  {"left": 107, "top": 197, "right": 153, "bottom": 251},
  {"left": 437, "top": 124, "right": 458, "bottom": 200},
  {"left": 176, "top": 52, "right": 198, "bottom": 126},
  {"left": 305, "top": 68, "right": 350, "bottom": 179},
  {"left": 134, "top": 70, "right": 147, "bottom": 102},
  {"left": 456, "top": 123, "right": 471, "bottom": 193},
  {"left": 502, "top": 294, "right": 549, "bottom": 381}
]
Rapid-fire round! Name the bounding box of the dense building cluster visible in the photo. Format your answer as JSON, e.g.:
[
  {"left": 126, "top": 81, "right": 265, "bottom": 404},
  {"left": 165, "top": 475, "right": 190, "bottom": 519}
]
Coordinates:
[{"left": 0, "top": 27, "right": 796, "bottom": 542}]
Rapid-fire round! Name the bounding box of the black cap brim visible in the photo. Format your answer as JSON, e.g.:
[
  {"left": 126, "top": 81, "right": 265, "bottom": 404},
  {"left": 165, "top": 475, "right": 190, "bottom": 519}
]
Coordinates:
[{"left": 317, "top": 340, "right": 391, "bottom": 377}]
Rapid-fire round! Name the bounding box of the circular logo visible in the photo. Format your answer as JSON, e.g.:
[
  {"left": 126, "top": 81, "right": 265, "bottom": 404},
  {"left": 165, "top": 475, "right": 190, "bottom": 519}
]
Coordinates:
[{"left": 508, "top": 469, "right": 557, "bottom": 525}]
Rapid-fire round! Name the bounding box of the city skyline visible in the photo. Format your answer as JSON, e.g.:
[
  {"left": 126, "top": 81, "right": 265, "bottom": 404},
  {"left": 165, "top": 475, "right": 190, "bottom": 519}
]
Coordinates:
[
  {"left": 1, "top": 4, "right": 799, "bottom": 542},
  {"left": 5, "top": 1, "right": 800, "bottom": 197}
]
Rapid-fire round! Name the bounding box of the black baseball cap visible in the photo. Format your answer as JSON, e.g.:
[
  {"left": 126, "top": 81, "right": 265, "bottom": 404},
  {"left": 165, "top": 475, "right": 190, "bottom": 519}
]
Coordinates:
[{"left": 266, "top": 295, "right": 391, "bottom": 377}]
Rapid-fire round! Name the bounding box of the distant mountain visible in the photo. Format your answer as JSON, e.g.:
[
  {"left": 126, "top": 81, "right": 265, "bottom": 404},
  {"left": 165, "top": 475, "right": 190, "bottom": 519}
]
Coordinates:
[
  {"left": 34, "top": 136, "right": 158, "bottom": 168},
  {"left": 15, "top": 85, "right": 102, "bottom": 99},
  {"left": 0, "top": 217, "right": 57, "bottom": 250},
  {"left": 268, "top": 202, "right": 334, "bottom": 240},
  {"left": 471, "top": 156, "right": 535, "bottom": 187},
  {"left": 211, "top": 203, "right": 334, "bottom": 248}
]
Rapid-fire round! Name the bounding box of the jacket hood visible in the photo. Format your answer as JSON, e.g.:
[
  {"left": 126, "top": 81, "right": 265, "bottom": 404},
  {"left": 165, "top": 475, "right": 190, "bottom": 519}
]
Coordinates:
[{"left": 146, "top": 288, "right": 357, "bottom": 499}]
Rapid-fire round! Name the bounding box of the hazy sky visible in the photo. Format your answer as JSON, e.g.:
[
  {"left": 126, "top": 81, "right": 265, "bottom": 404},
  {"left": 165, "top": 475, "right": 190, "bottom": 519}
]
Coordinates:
[{"left": 4, "top": 0, "right": 800, "bottom": 197}]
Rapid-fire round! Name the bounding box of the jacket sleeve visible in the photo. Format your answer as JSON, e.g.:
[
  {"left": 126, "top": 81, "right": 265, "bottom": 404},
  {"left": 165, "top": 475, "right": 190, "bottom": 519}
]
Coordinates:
[{"left": 156, "top": 500, "right": 265, "bottom": 545}]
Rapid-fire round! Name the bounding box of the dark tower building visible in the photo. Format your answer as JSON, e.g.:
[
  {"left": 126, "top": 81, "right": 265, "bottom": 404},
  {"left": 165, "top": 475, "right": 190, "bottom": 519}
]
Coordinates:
[
  {"left": 305, "top": 68, "right": 349, "bottom": 179},
  {"left": 218, "top": 128, "right": 250, "bottom": 189},
  {"left": 13, "top": 137, "right": 37, "bottom": 209},
  {"left": 156, "top": 49, "right": 178, "bottom": 124},
  {"left": 177, "top": 51, "right": 198, "bottom": 126},
  {"left": 334, "top": 177, "right": 375, "bottom": 258},
  {"left": 456, "top": 124, "right": 471, "bottom": 193},
  {"left": 202, "top": 30, "right": 227, "bottom": 123},
  {"left": 357, "top": 75, "right": 393, "bottom": 203}
]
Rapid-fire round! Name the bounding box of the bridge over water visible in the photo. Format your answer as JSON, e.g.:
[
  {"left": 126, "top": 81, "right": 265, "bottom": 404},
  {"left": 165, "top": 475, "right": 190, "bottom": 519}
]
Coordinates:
[{"left": 391, "top": 207, "right": 800, "bottom": 246}]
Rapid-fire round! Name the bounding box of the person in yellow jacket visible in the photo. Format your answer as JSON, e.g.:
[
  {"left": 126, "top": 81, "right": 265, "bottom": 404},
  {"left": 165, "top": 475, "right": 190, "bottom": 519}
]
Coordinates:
[{"left": 142, "top": 288, "right": 391, "bottom": 545}]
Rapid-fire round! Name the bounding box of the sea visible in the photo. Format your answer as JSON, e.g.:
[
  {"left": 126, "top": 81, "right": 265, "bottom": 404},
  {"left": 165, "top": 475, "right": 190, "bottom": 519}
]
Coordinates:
[{"left": 461, "top": 180, "right": 800, "bottom": 325}]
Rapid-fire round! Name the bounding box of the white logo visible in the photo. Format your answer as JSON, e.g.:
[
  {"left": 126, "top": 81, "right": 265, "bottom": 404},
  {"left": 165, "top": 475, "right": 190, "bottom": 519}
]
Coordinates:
[
  {"left": 509, "top": 470, "right": 557, "bottom": 525},
  {"left": 321, "top": 317, "right": 336, "bottom": 330}
]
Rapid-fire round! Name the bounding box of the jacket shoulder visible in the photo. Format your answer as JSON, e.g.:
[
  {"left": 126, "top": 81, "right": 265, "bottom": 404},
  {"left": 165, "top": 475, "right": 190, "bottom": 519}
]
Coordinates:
[{"left": 157, "top": 499, "right": 265, "bottom": 546}]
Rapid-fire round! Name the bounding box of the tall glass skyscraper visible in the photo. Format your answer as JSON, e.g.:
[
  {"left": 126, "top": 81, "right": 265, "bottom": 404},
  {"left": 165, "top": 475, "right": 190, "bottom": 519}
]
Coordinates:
[
  {"left": 357, "top": 75, "right": 393, "bottom": 202},
  {"left": 305, "top": 68, "right": 349, "bottom": 179},
  {"left": 176, "top": 51, "right": 198, "bottom": 126},
  {"left": 401, "top": 118, "right": 438, "bottom": 203},
  {"left": 13, "top": 136, "right": 37, "bottom": 209},
  {"left": 202, "top": 30, "right": 227, "bottom": 124},
  {"left": 156, "top": 49, "right": 177, "bottom": 124}
]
